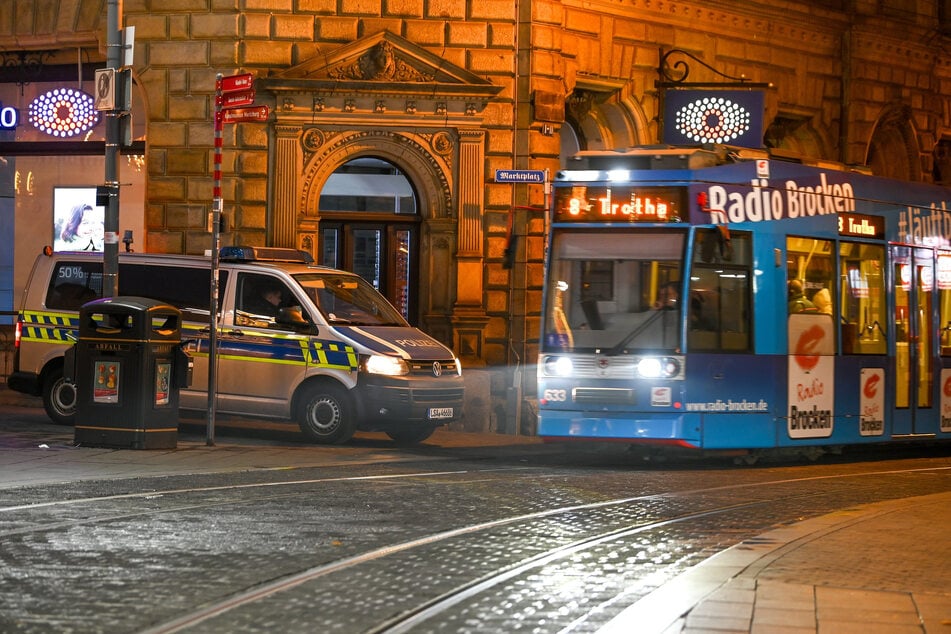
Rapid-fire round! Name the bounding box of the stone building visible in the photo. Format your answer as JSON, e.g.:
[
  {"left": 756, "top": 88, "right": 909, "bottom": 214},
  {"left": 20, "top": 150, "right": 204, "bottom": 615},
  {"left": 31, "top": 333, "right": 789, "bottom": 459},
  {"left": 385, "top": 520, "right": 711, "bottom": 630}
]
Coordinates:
[{"left": 2, "top": 0, "right": 951, "bottom": 431}]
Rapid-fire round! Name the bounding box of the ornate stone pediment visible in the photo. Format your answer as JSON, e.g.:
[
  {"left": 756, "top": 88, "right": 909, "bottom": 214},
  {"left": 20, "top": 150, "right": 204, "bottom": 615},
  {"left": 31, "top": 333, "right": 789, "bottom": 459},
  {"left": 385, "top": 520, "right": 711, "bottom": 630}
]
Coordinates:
[
  {"left": 266, "top": 30, "right": 499, "bottom": 95},
  {"left": 257, "top": 31, "right": 501, "bottom": 121}
]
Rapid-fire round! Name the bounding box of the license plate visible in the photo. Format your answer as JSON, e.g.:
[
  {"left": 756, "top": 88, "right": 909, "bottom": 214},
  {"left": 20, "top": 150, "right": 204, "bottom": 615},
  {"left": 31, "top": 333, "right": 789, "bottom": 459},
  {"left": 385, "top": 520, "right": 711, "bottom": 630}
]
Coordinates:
[{"left": 428, "top": 407, "right": 454, "bottom": 419}]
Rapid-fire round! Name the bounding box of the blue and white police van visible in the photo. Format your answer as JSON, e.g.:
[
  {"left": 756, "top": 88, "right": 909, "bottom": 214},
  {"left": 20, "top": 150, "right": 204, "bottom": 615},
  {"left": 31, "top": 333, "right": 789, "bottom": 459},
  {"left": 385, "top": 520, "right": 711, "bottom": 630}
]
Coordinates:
[{"left": 8, "top": 246, "right": 464, "bottom": 444}]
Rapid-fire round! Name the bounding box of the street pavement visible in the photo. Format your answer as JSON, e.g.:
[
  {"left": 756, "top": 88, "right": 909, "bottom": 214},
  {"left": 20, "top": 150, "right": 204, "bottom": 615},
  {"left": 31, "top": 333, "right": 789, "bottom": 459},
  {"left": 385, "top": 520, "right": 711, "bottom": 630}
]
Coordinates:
[{"left": 1, "top": 387, "right": 949, "bottom": 633}]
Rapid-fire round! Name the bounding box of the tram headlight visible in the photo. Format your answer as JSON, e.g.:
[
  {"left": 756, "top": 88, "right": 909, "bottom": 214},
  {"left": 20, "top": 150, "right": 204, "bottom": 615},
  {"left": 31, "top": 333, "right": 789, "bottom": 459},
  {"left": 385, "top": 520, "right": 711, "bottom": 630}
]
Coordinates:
[
  {"left": 637, "top": 357, "right": 663, "bottom": 378},
  {"left": 542, "top": 355, "right": 574, "bottom": 377},
  {"left": 636, "top": 357, "right": 682, "bottom": 379}
]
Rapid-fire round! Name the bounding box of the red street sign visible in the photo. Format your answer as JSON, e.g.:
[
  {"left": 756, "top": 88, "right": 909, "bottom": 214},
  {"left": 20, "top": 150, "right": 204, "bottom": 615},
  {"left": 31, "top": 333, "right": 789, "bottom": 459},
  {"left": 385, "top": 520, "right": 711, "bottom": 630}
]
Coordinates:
[
  {"left": 219, "top": 73, "right": 253, "bottom": 93},
  {"left": 222, "top": 105, "right": 270, "bottom": 124},
  {"left": 218, "top": 89, "right": 255, "bottom": 109}
]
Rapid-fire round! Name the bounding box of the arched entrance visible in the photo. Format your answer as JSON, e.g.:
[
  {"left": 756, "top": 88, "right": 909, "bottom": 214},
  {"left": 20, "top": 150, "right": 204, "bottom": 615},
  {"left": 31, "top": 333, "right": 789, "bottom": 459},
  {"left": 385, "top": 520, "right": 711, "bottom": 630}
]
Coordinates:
[
  {"left": 259, "top": 30, "right": 501, "bottom": 351},
  {"left": 316, "top": 157, "right": 420, "bottom": 319},
  {"left": 290, "top": 128, "right": 458, "bottom": 337}
]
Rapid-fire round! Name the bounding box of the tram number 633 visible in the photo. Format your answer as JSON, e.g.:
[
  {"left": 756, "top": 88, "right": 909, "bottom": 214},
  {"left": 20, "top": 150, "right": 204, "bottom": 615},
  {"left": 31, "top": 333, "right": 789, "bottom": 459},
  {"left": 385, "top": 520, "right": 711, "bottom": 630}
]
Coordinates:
[{"left": 543, "top": 389, "right": 568, "bottom": 402}]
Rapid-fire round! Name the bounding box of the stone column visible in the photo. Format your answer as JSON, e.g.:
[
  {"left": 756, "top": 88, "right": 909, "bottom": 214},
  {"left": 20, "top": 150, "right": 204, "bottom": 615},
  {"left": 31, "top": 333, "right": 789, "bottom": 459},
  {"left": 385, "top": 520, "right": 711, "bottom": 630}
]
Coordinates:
[
  {"left": 271, "top": 125, "right": 302, "bottom": 248},
  {"left": 452, "top": 129, "right": 489, "bottom": 365}
]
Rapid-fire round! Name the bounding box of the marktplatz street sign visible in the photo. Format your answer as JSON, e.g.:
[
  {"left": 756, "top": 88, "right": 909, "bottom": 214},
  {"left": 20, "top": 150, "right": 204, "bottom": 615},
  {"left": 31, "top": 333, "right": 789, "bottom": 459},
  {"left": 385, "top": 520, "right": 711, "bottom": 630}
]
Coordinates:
[{"left": 495, "top": 169, "right": 546, "bottom": 184}]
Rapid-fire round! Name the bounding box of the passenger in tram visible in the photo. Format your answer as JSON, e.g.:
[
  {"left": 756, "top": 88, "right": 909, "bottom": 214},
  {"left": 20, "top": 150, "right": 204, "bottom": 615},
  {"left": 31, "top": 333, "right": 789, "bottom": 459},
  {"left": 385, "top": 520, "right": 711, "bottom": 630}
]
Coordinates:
[
  {"left": 812, "top": 287, "right": 833, "bottom": 315},
  {"left": 787, "top": 279, "right": 817, "bottom": 313}
]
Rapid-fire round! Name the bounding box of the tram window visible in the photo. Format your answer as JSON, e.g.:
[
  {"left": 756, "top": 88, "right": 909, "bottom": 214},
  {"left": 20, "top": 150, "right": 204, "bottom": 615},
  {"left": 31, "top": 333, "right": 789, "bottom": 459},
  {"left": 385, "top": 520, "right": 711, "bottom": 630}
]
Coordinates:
[
  {"left": 787, "top": 237, "right": 835, "bottom": 315},
  {"left": 544, "top": 230, "right": 685, "bottom": 351},
  {"left": 839, "top": 242, "right": 886, "bottom": 355},
  {"left": 689, "top": 230, "right": 752, "bottom": 352},
  {"left": 941, "top": 253, "right": 951, "bottom": 355},
  {"left": 581, "top": 261, "right": 613, "bottom": 302}
]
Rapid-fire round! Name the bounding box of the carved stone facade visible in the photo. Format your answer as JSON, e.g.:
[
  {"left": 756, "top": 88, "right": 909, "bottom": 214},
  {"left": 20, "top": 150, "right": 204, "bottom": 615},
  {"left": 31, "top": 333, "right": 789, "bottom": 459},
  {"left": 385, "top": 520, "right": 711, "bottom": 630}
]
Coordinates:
[
  {"left": 252, "top": 31, "right": 501, "bottom": 357},
  {"left": 4, "top": 0, "right": 951, "bottom": 432}
]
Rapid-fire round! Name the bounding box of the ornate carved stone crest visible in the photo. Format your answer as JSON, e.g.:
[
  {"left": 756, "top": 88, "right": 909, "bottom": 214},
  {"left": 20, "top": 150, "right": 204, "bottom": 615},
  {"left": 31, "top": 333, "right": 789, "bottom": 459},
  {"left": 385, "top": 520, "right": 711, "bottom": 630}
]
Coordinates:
[{"left": 328, "top": 42, "right": 434, "bottom": 82}]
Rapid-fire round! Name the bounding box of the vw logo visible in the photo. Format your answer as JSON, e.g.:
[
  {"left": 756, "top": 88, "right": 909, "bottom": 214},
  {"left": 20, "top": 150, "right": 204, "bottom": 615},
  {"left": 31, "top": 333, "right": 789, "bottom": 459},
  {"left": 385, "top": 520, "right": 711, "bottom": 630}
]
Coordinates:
[{"left": 432, "top": 362, "right": 442, "bottom": 377}]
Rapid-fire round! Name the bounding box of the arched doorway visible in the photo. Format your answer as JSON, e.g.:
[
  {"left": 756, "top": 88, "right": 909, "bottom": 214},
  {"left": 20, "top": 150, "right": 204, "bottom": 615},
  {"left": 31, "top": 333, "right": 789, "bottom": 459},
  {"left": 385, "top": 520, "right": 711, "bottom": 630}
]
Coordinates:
[{"left": 316, "top": 157, "right": 420, "bottom": 320}]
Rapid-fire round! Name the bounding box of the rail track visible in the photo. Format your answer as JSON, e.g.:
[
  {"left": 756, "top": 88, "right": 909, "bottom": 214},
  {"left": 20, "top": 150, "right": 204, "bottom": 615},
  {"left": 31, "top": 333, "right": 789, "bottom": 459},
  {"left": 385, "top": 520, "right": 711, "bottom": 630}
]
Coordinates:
[{"left": 1, "top": 459, "right": 949, "bottom": 633}]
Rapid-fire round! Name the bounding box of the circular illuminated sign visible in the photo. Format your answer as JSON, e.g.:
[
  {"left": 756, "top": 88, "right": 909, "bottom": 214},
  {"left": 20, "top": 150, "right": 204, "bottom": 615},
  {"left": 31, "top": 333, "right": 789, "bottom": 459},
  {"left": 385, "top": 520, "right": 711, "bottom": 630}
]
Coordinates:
[
  {"left": 674, "top": 97, "right": 751, "bottom": 144},
  {"left": 28, "top": 88, "right": 100, "bottom": 137}
]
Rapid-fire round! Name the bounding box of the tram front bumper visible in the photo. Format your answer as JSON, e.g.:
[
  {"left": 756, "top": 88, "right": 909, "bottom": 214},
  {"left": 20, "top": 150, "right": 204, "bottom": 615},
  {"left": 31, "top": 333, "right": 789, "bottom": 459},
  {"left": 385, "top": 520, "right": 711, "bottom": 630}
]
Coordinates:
[{"left": 536, "top": 411, "right": 701, "bottom": 447}]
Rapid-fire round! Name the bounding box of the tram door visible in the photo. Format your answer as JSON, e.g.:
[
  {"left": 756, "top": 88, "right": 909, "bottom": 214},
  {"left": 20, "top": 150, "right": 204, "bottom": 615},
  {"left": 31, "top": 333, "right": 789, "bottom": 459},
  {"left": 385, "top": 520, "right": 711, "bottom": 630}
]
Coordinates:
[{"left": 891, "top": 246, "right": 934, "bottom": 434}]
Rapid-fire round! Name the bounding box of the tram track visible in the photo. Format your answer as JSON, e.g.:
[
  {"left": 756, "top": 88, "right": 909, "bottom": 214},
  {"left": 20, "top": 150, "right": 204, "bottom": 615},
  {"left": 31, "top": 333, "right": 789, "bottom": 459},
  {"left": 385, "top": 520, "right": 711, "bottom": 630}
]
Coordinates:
[{"left": 2, "top": 462, "right": 943, "bottom": 633}]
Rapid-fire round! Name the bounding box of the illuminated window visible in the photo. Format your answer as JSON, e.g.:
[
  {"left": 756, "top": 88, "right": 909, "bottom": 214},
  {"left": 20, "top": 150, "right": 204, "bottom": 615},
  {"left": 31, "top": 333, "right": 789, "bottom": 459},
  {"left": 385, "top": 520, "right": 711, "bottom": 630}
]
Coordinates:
[{"left": 28, "top": 88, "right": 100, "bottom": 138}]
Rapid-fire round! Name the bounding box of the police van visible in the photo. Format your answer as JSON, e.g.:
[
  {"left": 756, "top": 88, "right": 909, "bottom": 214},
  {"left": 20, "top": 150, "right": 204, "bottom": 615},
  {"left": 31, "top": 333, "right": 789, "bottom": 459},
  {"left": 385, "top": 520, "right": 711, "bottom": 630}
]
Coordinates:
[{"left": 8, "top": 247, "right": 465, "bottom": 444}]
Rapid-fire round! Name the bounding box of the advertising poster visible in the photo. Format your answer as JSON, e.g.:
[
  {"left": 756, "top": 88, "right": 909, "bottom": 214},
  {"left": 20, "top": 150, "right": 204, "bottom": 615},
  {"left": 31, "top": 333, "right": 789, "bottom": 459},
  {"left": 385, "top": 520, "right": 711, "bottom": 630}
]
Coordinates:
[
  {"left": 787, "top": 313, "right": 834, "bottom": 438},
  {"left": 53, "top": 186, "right": 105, "bottom": 252},
  {"left": 941, "top": 369, "right": 951, "bottom": 433},
  {"left": 859, "top": 368, "right": 885, "bottom": 436},
  {"left": 155, "top": 362, "right": 171, "bottom": 406},
  {"left": 93, "top": 361, "right": 120, "bottom": 404}
]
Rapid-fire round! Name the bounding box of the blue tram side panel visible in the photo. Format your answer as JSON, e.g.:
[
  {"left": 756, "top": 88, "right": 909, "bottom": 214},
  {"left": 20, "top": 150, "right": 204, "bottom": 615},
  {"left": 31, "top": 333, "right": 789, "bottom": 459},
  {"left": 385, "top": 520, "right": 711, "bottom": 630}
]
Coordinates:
[{"left": 536, "top": 146, "right": 951, "bottom": 454}]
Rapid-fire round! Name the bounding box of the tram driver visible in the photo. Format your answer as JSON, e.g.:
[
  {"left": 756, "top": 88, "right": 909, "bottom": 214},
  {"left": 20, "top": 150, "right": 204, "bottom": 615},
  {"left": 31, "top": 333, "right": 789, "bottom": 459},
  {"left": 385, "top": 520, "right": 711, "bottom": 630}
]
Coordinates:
[{"left": 653, "top": 281, "right": 680, "bottom": 310}]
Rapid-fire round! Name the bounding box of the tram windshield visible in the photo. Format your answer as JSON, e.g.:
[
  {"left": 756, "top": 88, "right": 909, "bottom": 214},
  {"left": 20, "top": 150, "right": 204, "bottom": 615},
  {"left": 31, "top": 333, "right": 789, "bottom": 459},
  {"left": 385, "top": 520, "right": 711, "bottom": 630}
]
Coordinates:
[{"left": 543, "top": 230, "right": 684, "bottom": 352}]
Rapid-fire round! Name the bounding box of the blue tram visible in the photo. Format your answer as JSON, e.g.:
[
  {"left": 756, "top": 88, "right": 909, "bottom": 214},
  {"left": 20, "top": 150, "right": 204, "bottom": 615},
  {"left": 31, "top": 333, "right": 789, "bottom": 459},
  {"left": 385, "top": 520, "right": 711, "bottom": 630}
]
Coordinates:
[{"left": 536, "top": 146, "right": 951, "bottom": 455}]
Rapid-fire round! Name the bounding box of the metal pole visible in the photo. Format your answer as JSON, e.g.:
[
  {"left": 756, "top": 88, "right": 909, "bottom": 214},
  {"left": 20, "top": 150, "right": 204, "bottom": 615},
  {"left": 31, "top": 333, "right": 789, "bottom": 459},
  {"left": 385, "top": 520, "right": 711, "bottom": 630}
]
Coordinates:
[
  {"left": 103, "top": 0, "right": 122, "bottom": 297},
  {"left": 206, "top": 74, "right": 223, "bottom": 446}
]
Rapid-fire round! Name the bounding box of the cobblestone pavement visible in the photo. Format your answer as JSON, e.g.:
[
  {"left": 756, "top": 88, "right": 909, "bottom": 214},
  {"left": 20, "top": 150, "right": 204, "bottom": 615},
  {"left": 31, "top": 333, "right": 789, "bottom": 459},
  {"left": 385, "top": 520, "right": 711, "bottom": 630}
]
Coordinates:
[{"left": 0, "top": 398, "right": 950, "bottom": 633}]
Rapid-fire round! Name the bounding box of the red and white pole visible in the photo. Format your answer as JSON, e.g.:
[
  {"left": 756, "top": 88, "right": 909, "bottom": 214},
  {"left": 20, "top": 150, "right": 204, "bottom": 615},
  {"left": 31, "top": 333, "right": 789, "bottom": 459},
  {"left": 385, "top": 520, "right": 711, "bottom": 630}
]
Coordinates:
[{"left": 206, "top": 73, "right": 224, "bottom": 446}]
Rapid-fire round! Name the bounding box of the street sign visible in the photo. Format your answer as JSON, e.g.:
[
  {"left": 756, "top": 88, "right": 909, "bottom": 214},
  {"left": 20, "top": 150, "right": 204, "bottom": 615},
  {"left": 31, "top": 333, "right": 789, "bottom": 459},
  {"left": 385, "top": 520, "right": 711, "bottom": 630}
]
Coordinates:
[
  {"left": 218, "top": 89, "right": 255, "bottom": 109},
  {"left": 219, "top": 73, "right": 253, "bottom": 93},
  {"left": 495, "top": 169, "right": 546, "bottom": 184},
  {"left": 222, "top": 105, "right": 270, "bottom": 124},
  {"left": 95, "top": 68, "right": 116, "bottom": 110}
]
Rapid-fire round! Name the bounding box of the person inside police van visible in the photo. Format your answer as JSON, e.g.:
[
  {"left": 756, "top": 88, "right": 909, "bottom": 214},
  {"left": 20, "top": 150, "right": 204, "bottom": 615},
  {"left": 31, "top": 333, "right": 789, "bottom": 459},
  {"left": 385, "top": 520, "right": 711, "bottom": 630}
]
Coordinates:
[{"left": 246, "top": 281, "right": 286, "bottom": 318}]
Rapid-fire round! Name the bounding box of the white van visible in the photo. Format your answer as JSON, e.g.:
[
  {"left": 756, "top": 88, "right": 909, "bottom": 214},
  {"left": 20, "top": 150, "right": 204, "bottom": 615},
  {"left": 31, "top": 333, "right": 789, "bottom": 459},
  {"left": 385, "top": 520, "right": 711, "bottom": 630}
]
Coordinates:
[{"left": 8, "top": 247, "right": 464, "bottom": 444}]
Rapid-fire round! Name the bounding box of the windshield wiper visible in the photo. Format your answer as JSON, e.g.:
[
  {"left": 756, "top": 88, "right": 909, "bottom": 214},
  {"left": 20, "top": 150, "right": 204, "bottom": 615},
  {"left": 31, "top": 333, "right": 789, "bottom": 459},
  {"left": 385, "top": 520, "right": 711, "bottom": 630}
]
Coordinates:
[{"left": 605, "top": 309, "right": 670, "bottom": 356}]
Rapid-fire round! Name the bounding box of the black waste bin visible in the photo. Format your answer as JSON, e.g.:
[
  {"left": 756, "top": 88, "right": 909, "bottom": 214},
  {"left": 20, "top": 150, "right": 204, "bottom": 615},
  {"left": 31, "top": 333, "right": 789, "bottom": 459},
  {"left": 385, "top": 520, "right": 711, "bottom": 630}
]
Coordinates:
[{"left": 68, "top": 296, "right": 192, "bottom": 449}]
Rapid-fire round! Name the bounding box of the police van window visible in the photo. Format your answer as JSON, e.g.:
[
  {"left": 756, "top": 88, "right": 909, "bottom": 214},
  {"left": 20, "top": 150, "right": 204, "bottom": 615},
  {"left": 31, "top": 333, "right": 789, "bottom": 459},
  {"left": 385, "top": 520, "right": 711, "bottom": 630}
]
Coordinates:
[
  {"left": 294, "top": 272, "right": 407, "bottom": 327},
  {"left": 46, "top": 261, "right": 228, "bottom": 321},
  {"left": 118, "top": 264, "right": 226, "bottom": 324},
  {"left": 236, "top": 273, "right": 306, "bottom": 328},
  {"left": 46, "top": 262, "right": 102, "bottom": 309}
]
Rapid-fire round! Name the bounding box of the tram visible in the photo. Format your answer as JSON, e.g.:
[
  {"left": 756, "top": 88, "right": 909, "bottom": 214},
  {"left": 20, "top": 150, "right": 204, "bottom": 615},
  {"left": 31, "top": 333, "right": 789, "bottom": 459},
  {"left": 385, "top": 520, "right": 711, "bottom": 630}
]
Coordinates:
[{"left": 536, "top": 145, "right": 951, "bottom": 456}]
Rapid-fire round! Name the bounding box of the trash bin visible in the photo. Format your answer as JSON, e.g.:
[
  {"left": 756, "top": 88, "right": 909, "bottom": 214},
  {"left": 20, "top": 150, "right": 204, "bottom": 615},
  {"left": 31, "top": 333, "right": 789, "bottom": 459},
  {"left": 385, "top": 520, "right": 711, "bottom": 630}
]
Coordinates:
[{"left": 68, "top": 296, "right": 192, "bottom": 449}]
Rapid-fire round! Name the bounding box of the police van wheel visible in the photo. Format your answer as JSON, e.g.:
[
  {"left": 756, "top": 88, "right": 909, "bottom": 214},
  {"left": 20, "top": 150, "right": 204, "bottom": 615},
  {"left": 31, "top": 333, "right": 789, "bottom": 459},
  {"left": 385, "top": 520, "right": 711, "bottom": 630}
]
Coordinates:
[
  {"left": 43, "top": 367, "right": 77, "bottom": 426},
  {"left": 297, "top": 383, "right": 355, "bottom": 444},
  {"left": 385, "top": 424, "right": 437, "bottom": 445}
]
